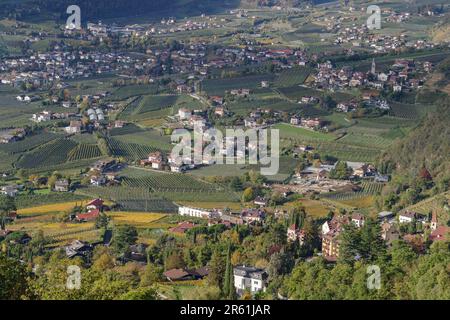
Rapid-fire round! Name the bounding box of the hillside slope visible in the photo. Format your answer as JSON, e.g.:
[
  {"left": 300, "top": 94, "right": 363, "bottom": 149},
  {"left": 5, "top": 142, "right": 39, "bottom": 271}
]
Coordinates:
[{"left": 378, "top": 97, "right": 450, "bottom": 184}]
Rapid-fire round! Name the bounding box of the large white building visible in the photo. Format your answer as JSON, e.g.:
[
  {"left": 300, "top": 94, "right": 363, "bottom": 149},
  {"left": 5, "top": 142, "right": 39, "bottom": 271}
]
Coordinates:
[
  {"left": 233, "top": 266, "right": 267, "bottom": 295},
  {"left": 178, "top": 206, "right": 221, "bottom": 219}
]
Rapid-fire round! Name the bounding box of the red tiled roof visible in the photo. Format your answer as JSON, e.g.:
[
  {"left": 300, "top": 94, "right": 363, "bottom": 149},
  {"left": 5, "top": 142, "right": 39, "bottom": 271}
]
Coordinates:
[
  {"left": 76, "top": 209, "right": 100, "bottom": 221},
  {"left": 430, "top": 226, "right": 449, "bottom": 242}
]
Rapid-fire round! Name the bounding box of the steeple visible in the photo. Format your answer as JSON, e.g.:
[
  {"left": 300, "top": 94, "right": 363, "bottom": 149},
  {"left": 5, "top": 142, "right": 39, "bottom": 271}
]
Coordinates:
[{"left": 371, "top": 58, "right": 376, "bottom": 75}]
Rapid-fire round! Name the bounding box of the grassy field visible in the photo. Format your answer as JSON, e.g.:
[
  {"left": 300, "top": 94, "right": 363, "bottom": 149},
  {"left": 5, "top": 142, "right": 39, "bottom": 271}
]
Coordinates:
[{"left": 274, "top": 123, "right": 335, "bottom": 141}]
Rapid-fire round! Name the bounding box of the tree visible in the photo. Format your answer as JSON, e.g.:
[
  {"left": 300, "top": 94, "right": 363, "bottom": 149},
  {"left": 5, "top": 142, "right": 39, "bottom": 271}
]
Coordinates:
[
  {"left": 242, "top": 187, "right": 255, "bottom": 202},
  {"left": 207, "top": 249, "right": 225, "bottom": 288},
  {"left": 165, "top": 250, "right": 185, "bottom": 270},
  {"left": 112, "top": 225, "right": 138, "bottom": 255},
  {"left": 222, "top": 243, "right": 236, "bottom": 300},
  {"left": 0, "top": 254, "right": 29, "bottom": 299},
  {"left": 95, "top": 213, "right": 110, "bottom": 229},
  {"left": 0, "top": 196, "right": 16, "bottom": 230},
  {"left": 229, "top": 177, "right": 243, "bottom": 191},
  {"left": 329, "top": 161, "right": 352, "bottom": 179}
]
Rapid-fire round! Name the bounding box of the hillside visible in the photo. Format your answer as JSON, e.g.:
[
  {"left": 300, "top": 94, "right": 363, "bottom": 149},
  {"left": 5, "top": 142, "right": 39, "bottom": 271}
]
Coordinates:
[
  {"left": 378, "top": 97, "right": 450, "bottom": 186},
  {"left": 0, "top": 0, "right": 241, "bottom": 21}
]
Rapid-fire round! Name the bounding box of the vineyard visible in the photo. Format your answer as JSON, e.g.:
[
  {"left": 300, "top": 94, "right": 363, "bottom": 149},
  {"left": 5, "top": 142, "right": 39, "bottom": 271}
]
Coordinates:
[
  {"left": 77, "top": 186, "right": 179, "bottom": 213},
  {"left": 0, "top": 132, "right": 59, "bottom": 154},
  {"left": 315, "top": 142, "right": 381, "bottom": 162},
  {"left": 275, "top": 67, "right": 312, "bottom": 87},
  {"left": 336, "top": 132, "right": 393, "bottom": 149},
  {"left": 122, "top": 172, "right": 221, "bottom": 192},
  {"left": 17, "top": 138, "right": 78, "bottom": 169},
  {"left": 106, "top": 137, "right": 160, "bottom": 161},
  {"left": 67, "top": 144, "right": 102, "bottom": 161},
  {"left": 202, "top": 74, "right": 275, "bottom": 96},
  {"left": 109, "top": 123, "right": 144, "bottom": 136},
  {"left": 400, "top": 191, "right": 450, "bottom": 216},
  {"left": 320, "top": 182, "right": 385, "bottom": 201},
  {"left": 110, "top": 84, "right": 158, "bottom": 100}
]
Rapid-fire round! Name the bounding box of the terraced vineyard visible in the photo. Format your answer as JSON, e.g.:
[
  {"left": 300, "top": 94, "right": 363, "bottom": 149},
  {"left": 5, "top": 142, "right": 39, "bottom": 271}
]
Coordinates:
[
  {"left": 67, "top": 144, "right": 102, "bottom": 161},
  {"left": 17, "top": 138, "right": 78, "bottom": 169},
  {"left": 106, "top": 137, "right": 159, "bottom": 161}
]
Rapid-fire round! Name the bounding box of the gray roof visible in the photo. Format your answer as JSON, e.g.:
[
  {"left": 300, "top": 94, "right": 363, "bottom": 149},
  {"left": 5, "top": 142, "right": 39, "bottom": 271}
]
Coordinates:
[{"left": 233, "top": 266, "right": 267, "bottom": 280}]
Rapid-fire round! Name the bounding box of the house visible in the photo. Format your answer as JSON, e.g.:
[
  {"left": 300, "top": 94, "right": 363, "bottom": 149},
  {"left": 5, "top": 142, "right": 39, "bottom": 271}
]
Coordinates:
[
  {"left": 65, "top": 240, "right": 93, "bottom": 258},
  {"left": 54, "top": 180, "right": 69, "bottom": 192},
  {"left": 254, "top": 197, "right": 267, "bottom": 207},
  {"left": 178, "top": 206, "right": 220, "bottom": 219},
  {"left": 90, "top": 174, "right": 106, "bottom": 186},
  {"left": 1, "top": 185, "right": 19, "bottom": 197},
  {"left": 163, "top": 267, "right": 209, "bottom": 281},
  {"left": 399, "top": 211, "right": 418, "bottom": 224},
  {"left": 240, "top": 209, "right": 265, "bottom": 224},
  {"left": 65, "top": 121, "right": 82, "bottom": 134},
  {"left": 381, "top": 222, "right": 399, "bottom": 244},
  {"left": 351, "top": 213, "right": 365, "bottom": 228},
  {"left": 86, "top": 199, "right": 104, "bottom": 211},
  {"left": 287, "top": 224, "right": 305, "bottom": 244},
  {"left": 169, "top": 221, "right": 196, "bottom": 234},
  {"left": 178, "top": 108, "right": 192, "bottom": 120},
  {"left": 214, "top": 106, "right": 225, "bottom": 117},
  {"left": 75, "top": 209, "right": 100, "bottom": 222},
  {"left": 233, "top": 266, "right": 267, "bottom": 295},
  {"left": 290, "top": 116, "right": 301, "bottom": 125},
  {"left": 141, "top": 151, "right": 165, "bottom": 170}
]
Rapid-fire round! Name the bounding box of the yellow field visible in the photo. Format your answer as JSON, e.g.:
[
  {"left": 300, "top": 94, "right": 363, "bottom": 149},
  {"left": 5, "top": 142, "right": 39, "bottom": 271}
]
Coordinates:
[
  {"left": 282, "top": 199, "right": 330, "bottom": 218},
  {"left": 177, "top": 202, "right": 243, "bottom": 211},
  {"left": 108, "top": 212, "right": 167, "bottom": 227},
  {"left": 18, "top": 201, "right": 88, "bottom": 215},
  {"left": 335, "top": 196, "right": 375, "bottom": 209}
]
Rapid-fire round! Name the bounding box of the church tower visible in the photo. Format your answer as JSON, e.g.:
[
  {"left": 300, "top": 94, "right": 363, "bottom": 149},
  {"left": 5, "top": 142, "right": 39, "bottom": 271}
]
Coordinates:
[{"left": 371, "top": 58, "right": 376, "bottom": 75}]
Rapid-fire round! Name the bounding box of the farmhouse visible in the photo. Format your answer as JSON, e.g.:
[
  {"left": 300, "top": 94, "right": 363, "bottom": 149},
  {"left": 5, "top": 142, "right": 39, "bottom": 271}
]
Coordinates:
[
  {"left": 141, "top": 151, "right": 165, "bottom": 170},
  {"left": 65, "top": 121, "right": 82, "bottom": 134},
  {"left": 75, "top": 209, "right": 100, "bottom": 222},
  {"left": 54, "top": 180, "right": 69, "bottom": 192}
]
